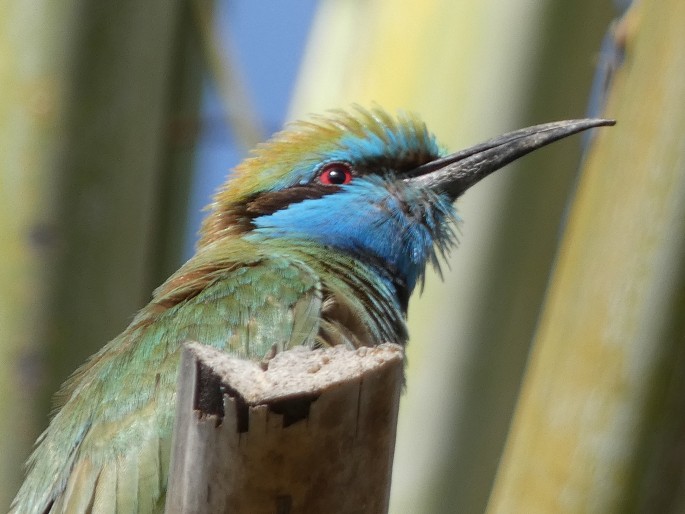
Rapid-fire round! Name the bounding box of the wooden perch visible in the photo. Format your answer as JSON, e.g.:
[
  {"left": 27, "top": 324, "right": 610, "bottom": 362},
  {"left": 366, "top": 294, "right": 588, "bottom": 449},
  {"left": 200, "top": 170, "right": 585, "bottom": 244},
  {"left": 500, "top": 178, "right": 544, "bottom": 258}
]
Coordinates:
[{"left": 165, "top": 342, "right": 404, "bottom": 514}]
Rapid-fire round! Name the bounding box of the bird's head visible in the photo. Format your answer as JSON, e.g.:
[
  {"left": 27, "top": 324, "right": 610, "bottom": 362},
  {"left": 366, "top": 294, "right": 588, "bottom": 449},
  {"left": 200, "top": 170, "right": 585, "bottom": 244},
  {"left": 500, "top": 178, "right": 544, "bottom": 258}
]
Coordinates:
[{"left": 200, "top": 106, "right": 612, "bottom": 293}]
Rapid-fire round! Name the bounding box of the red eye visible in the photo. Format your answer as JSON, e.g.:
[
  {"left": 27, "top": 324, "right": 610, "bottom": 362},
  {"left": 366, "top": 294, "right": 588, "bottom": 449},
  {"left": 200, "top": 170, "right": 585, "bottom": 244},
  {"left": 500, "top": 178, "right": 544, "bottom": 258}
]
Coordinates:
[{"left": 319, "top": 162, "right": 353, "bottom": 185}]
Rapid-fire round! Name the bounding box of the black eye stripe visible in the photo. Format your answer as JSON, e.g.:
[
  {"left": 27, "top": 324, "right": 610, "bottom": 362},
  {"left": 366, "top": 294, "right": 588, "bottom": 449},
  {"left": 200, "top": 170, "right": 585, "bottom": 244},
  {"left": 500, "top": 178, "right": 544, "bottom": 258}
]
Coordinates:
[{"left": 245, "top": 185, "right": 339, "bottom": 218}]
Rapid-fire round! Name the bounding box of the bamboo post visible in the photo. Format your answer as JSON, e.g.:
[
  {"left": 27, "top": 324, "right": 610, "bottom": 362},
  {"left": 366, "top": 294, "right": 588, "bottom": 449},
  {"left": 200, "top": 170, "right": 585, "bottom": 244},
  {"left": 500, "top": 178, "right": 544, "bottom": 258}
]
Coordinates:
[{"left": 166, "top": 342, "right": 404, "bottom": 514}]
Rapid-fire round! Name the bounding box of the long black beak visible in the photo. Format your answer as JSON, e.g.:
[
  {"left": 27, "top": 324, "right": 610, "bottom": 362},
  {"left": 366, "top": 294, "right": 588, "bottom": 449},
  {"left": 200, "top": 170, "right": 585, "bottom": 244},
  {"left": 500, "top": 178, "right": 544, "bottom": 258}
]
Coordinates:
[{"left": 405, "top": 119, "right": 615, "bottom": 200}]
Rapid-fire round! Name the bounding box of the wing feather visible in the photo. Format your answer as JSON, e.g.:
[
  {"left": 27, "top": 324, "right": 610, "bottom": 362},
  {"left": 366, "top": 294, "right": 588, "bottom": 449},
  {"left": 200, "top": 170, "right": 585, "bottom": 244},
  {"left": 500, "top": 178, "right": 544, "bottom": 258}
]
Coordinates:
[{"left": 11, "top": 245, "right": 323, "bottom": 514}]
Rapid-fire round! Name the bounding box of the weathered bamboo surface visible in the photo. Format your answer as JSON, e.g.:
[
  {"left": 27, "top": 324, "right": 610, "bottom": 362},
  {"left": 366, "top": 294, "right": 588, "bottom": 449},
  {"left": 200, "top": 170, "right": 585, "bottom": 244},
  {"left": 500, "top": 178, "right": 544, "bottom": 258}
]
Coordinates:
[{"left": 166, "top": 342, "right": 404, "bottom": 514}]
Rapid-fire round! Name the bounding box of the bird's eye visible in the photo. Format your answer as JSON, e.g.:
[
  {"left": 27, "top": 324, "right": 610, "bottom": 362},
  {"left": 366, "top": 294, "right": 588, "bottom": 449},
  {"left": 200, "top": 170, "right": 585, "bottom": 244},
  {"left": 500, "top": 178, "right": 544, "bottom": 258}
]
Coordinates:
[{"left": 318, "top": 162, "right": 353, "bottom": 185}]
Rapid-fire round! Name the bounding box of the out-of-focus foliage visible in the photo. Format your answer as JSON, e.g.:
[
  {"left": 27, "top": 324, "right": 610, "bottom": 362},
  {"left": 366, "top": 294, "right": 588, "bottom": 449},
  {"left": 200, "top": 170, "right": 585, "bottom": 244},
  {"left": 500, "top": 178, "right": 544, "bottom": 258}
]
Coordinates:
[
  {"left": 0, "top": 2, "right": 70, "bottom": 506},
  {"left": 0, "top": 1, "right": 202, "bottom": 509}
]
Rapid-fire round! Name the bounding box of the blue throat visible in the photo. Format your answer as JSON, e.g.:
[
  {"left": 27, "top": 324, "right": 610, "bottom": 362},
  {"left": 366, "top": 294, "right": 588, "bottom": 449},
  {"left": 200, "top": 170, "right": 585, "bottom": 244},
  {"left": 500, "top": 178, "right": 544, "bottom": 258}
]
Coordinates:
[{"left": 247, "top": 176, "right": 457, "bottom": 294}]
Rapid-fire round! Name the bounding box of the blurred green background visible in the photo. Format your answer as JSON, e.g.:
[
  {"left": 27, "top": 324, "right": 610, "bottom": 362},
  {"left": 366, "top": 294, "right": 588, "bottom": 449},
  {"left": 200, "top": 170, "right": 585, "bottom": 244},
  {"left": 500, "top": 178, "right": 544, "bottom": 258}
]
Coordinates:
[{"left": 3, "top": 0, "right": 685, "bottom": 512}]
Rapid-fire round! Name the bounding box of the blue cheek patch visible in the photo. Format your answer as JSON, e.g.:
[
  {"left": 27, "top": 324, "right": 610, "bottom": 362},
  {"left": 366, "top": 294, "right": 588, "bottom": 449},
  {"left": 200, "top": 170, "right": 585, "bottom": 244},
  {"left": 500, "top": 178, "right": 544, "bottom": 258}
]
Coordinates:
[{"left": 248, "top": 176, "right": 456, "bottom": 292}]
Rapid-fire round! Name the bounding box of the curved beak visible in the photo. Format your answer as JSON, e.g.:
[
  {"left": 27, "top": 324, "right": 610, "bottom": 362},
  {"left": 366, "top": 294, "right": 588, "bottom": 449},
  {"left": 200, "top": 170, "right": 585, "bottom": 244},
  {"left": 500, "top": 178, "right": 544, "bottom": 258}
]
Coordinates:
[{"left": 405, "top": 118, "right": 615, "bottom": 201}]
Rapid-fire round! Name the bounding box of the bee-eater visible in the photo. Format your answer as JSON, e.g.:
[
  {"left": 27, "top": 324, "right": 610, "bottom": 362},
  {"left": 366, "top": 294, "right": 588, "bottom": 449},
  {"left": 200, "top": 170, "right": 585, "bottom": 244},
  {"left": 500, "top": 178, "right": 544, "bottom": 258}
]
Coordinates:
[{"left": 12, "top": 107, "right": 612, "bottom": 513}]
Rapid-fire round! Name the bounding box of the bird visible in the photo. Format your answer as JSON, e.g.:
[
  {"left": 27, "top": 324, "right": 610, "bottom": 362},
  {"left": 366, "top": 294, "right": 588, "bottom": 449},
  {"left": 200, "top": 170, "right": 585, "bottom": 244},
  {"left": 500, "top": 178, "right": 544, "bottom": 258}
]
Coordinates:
[{"left": 11, "top": 106, "right": 613, "bottom": 513}]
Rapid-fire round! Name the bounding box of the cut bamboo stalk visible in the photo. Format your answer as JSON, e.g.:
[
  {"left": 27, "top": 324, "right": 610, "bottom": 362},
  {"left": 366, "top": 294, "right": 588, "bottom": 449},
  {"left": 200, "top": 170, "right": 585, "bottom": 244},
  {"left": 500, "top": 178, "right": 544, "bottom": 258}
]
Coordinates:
[{"left": 166, "top": 342, "right": 404, "bottom": 514}]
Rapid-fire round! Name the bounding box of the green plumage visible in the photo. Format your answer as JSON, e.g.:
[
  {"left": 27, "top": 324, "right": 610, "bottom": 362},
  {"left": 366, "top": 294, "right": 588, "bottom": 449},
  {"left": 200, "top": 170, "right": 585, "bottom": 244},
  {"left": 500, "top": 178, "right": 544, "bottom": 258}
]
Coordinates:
[{"left": 13, "top": 237, "right": 405, "bottom": 513}]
